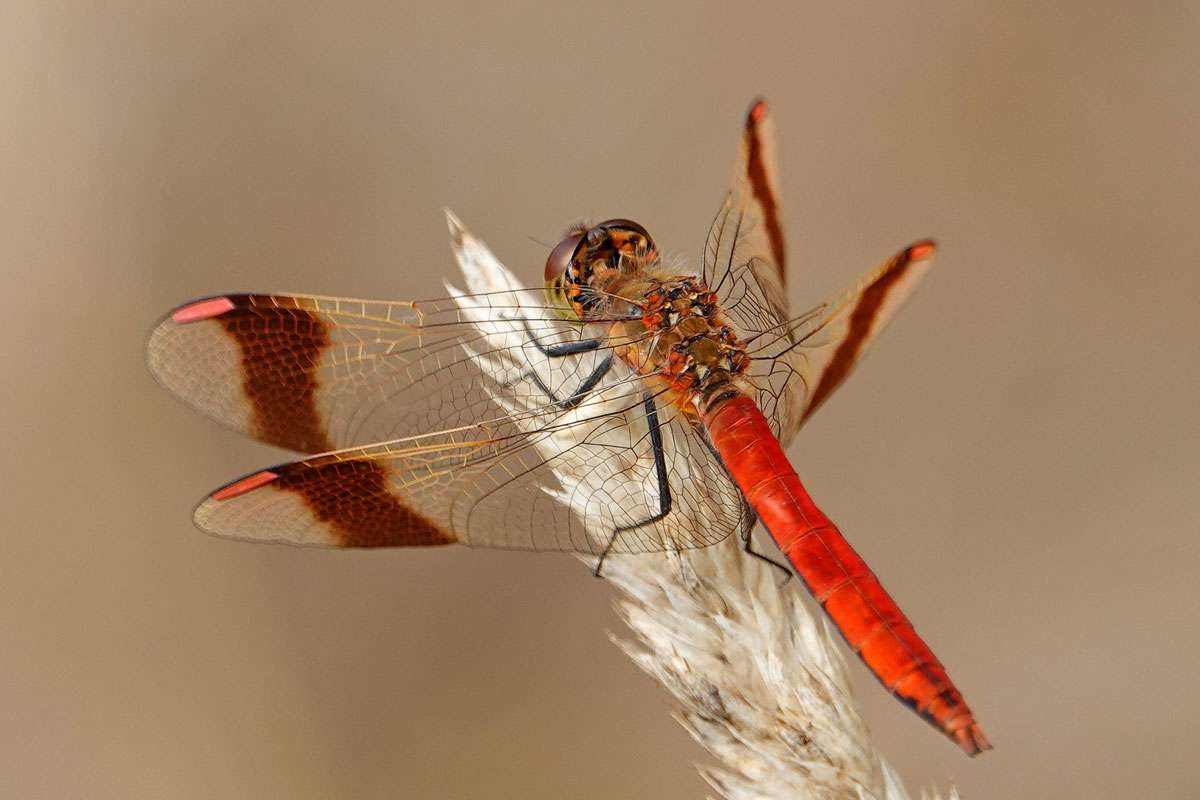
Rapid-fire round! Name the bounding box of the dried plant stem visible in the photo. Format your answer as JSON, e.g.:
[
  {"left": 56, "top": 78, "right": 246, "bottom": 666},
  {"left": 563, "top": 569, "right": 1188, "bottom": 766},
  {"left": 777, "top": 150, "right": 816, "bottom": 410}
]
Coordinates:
[{"left": 589, "top": 540, "right": 955, "bottom": 800}]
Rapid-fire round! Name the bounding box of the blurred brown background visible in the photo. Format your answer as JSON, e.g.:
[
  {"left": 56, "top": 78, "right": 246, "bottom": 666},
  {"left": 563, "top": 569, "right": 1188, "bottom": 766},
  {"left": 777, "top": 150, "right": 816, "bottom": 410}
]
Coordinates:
[{"left": 3, "top": 2, "right": 1198, "bottom": 798}]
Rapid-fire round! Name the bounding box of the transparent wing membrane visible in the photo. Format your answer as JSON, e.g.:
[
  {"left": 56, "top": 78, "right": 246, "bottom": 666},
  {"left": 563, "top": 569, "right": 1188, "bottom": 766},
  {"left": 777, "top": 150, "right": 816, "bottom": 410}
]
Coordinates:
[{"left": 148, "top": 291, "right": 626, "bottom": 455}]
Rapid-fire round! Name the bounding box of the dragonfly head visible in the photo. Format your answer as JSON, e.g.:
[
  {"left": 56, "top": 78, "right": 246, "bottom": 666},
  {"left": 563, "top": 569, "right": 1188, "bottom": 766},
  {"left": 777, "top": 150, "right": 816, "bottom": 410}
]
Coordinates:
[{"left": 544, "top": 219, "right": 658, "bottom": 320}]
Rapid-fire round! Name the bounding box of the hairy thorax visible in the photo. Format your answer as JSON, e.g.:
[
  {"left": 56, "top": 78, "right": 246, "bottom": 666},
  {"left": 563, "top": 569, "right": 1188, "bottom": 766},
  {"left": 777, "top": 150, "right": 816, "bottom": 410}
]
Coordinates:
[{"left": 605, "top": 275, "right": 753, "bottom": 417}]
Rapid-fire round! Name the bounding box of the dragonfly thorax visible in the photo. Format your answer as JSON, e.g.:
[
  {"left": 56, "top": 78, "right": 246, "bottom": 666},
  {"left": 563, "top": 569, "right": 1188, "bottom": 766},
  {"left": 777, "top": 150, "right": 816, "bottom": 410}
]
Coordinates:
[
  {"left": 546, "top": 220, "right": 752, "bottom": 413},
  {"left": 617, "top": 276, "right": 752, "bottom": 416}
]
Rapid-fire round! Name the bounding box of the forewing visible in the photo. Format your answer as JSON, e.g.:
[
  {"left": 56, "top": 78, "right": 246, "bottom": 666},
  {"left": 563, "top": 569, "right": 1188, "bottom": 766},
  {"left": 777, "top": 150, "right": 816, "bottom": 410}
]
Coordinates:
[
  {"left": 748, "top": 241, "right": 936, "bottom": 442},
  {"left": 146, "top": 213, "right": 617, "bottom": 454},
  {"left": 703, "top": 98, "right": 790, "bottom": 337}
]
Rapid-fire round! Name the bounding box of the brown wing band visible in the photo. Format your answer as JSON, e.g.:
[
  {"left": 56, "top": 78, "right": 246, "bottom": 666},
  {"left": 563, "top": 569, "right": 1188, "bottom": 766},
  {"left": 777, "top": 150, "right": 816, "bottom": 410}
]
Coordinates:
[
  {"left": 274, "top": 459, "right": 456, "bottom": 547},
  {"left": 217, "top": 297, "right": 335, "bottom": 453},
  {"left": 744, "top": 100, "right": 786, "bottom": 283},
  {"left": 800, "top": 249, "right": 917, "bottom": 424}
]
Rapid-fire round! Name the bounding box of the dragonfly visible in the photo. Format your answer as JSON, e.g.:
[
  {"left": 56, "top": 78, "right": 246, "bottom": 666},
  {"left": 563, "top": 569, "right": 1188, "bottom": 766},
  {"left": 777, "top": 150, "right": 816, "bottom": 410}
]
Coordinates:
[{"left": 148, "top": 99, "right": 989, "bottom": 756}]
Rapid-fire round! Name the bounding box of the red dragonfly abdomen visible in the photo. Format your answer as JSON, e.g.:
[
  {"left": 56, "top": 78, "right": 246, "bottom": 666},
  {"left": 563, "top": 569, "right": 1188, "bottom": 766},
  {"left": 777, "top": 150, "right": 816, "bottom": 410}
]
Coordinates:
[{"left": 701, "top": 392, "right": 991, "bottom": 756}]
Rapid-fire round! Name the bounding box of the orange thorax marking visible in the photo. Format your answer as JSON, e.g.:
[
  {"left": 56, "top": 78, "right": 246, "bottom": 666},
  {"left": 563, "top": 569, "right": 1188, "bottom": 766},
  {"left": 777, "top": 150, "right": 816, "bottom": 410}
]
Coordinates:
[{"left": 608, "top": 277, "right": 751, "bottom": 415}]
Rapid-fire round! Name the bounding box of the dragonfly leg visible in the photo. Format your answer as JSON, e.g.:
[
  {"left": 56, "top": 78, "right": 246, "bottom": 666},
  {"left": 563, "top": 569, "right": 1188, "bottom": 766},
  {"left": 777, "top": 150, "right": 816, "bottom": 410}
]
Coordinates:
[
  {"left": 526, "top": 355, "right": 614, "bottom": 411},
  {"left": 595, "top": 392, "right": 673, "bottom": 577},
  {"left": 521, "top": 318, "right": 601, "bottom": 357},
  {"left": 519, "top": 317, "right": 615, "bottom": 409},
  {"left": 740, "top": 526, "right": 793, "bottom": 584}
]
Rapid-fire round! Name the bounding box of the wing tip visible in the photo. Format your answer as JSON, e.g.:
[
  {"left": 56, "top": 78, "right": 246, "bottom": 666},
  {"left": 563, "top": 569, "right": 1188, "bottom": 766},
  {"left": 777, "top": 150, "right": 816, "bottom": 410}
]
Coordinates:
[
  {"left": 907, "top": 239, "right": 937, "bottom": 262},
  {"left": 170, "top": 296, "right": 237, "bottom": 324},
  {"left": 211, "top": 469, "right": 280, "bottom": 501},
  {"left": 747, "top": 97, "right": 769, "bottom": 124}
]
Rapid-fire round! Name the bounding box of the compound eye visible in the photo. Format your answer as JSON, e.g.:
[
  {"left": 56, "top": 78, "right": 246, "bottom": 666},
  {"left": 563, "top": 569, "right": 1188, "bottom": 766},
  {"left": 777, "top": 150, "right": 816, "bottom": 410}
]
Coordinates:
[
  {"left": 590, "top": 218, "right": 656, "bottom": 258},
  {"left": 545, "top": 231, "right": 585, "bottom": 283},
  {"left": 594, "top": 218, "right": 651, "bottom": 240}
]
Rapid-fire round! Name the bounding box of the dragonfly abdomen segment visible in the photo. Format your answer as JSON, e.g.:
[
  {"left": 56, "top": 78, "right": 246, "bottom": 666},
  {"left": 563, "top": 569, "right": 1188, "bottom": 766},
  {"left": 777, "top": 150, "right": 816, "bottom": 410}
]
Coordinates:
[{"left": 700, "top": 392, "right": 991, "bottom": 756}]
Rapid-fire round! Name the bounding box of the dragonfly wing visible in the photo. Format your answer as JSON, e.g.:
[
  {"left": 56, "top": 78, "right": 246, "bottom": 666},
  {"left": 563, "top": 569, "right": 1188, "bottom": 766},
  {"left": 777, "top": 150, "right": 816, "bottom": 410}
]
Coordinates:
[
  {"left": 146, "top": 218, "right": 614, "bottom": 454},
  {"left": 703, "top": 98, "right": 791, "bottom": 337},
  {"left": 193, "top": 376, "right": 750, "bottom": 554},
  {"left": 749, "top": 241, "right": 936, "bottom": 442}
]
